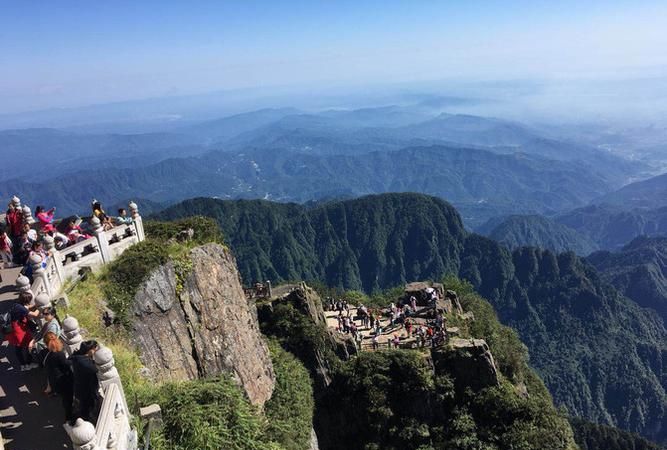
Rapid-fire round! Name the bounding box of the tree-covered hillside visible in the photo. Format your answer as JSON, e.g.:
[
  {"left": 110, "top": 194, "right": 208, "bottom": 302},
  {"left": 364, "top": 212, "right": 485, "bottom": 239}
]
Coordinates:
[
  {"left": 588, "top": 236, "right": 667, "bottom": 322},
  {"left": 155, "top": 193, "right": 667, "bottom": 444},
  {"left": 476, "top": 214, "right": 599, "bottom": 255},
  {"left": 556, "top": 204, "right": 667, "bottom": 251}
]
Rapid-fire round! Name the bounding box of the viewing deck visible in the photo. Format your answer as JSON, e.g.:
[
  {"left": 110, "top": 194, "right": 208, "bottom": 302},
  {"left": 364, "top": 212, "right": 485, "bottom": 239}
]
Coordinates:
[{"left": 0, "top": 200, "right": 146, "bottom": 450}]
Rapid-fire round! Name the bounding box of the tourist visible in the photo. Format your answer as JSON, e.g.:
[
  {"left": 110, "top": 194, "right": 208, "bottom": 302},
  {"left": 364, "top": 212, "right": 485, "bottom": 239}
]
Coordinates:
[
  {"left": 115, "top": 208, "right": 133, "bottom": 226},
  {"left": 5, "top": 203, "right": 23, "bottom": 244},
  {"left": 70, "top": 340, "right": 100, "bottom": 422},
  {"left": 66, "top": 218, "right": 91, "bottom": 244},
  {"left": 35, "top": 206, "right": 56, "bottom": 231},
  {"left": 392, "top": 334, "right": 400, "bottom": 348},
  {"left": 42, "top": 332, "right": 75, "bottom": 423},
  {"left": 22, "top": 223, "right": 37, "bottom": 242},
  {"left": 92, "top": 200, "right": 113, "bottom": 231},
  {"left": 0, "top": 229, "right": 13, "bottom": 268},
  {"left": 355, "top": 331, "right": 363, "bottom": 350},
  {"left": 29, "top": 306, "right": 61, "bottom": 358},
  {"left": 372, "top": 334, "right": 379, "bottom": 350},
  {"left": 4, "top": 292, "right": 40, "bottom": 371},
  {"left": 405, "top": 319, "right": 412, "bottom": 337},
  {"left": 15, "top": 231, "right": 32, "bottom": 265}
]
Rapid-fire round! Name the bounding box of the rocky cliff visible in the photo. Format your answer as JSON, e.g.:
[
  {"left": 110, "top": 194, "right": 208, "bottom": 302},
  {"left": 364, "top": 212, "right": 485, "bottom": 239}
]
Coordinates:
[{"left": 130, "top": 243, "right": 275, "bottom": 406}]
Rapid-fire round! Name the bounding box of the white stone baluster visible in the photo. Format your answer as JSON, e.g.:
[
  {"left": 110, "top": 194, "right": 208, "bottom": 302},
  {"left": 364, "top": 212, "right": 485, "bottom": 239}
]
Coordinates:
[
  {"left": 11, "top": 195, "right": 21, "bottom": 210},
  {"left": 43, "top": 234, "right": 65, "bottom": 287},
  {"left": 94, "top": 346, "right": 129, "bottom": 417},
  {"left": 22, "top": 205, "right": 35, "bottom": 225},
  {"left": 34, "top": 292, "right": 51, "bottom": 310},
  {"left": 91, "top": 217, "right": 111, "bottom": 263},
  {"left": 66, "top": 418, "right": 99, "bottom": 450},
  {"left": 29, "top": 252, "right": 51, "bottom": 298},
  {"left": 128, "top": 202, "right": 144, "bottom": 242},
  {"left": 15, "top": 274, "right": 32, "bottom": 296},
  {"left": 62, "top": 316, "right": 83, "bottom": 355}
]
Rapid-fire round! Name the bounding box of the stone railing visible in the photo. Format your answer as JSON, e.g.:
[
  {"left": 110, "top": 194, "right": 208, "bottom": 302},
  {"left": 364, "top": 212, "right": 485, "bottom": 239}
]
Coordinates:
[
  {"left": 62, "top": 337, "right": 137, "bottom": 450},
  {"left": 15, "top": 201, "right": 145, "bottom": 302},
  {"left": 8, "top": 199, "right": 147, "bottom": 450}
]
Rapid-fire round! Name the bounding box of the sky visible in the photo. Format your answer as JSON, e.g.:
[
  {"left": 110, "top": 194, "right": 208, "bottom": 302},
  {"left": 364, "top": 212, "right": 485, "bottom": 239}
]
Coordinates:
[{"left": 1, "top": 0, "right": 667, "bottom": 114}]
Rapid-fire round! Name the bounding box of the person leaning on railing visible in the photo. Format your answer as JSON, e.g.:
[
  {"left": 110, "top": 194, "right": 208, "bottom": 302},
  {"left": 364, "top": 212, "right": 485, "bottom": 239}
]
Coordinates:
[{"left": 115, "top": 208, "right": 133, "bottom": 226}]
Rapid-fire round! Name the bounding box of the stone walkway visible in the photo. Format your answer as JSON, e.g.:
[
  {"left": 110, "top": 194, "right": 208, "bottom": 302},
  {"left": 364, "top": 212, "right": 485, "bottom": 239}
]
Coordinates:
[
  {"left": 0, "top": 267, "right": 71, "bottom": 450},
  {"left": 325, "top": 305, "right": 459, "bottom": 350}
]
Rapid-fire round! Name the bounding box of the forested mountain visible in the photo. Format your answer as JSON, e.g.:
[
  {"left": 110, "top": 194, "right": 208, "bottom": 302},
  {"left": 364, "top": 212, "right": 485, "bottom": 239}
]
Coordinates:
[
  {"left": 155, "top": 193, "right": 667, "bottom": 444},
  {"left": 1, "top": 144, "right": 616, "bottom": 227},
  {"left": 588, "top": 236, "right": 667, "bottom": 322},
  {"left": 594, "top": 172, "right": 667, "bottom": 210},
  {"left": 570, "top": 418, "right": 664, "bottom": 450},
  {"left": 556, "top": 204, "right": 667, "bottom": 250},
  {"left": 476, "top": 214, "right": 599, "bottom": 255}
]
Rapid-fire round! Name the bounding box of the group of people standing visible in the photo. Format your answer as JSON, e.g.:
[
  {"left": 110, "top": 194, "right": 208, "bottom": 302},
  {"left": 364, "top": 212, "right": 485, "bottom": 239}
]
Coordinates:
[
  {"left": 329, "top": 290, "right": 450, "bottom": 351},
  {"left": 2, "top": 291, "right": 101, "bottom": 424}
]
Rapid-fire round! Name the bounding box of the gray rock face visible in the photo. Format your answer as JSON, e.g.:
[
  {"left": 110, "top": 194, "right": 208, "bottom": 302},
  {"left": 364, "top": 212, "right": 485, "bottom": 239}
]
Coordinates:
[
  {"left": 433, "top": 338, "right": 500, "bottom": 392},
  {"left": 131, "top": 243, "right": 275, "bottom": 406}
]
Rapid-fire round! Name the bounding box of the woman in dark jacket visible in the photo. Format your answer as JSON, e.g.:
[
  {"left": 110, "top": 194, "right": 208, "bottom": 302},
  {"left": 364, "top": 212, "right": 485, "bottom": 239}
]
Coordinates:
[
  {"left": 43, "top": 332, "right": 74, "bottom": 424},
  {"left": 70, "top": 340, "right": 100, "bottom": 422}
]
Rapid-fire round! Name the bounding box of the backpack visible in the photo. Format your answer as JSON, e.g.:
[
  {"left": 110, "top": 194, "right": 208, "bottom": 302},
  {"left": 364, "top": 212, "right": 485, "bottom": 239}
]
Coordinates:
[{"left": 0, "top": 311, "right": 13, "bottom": 335}]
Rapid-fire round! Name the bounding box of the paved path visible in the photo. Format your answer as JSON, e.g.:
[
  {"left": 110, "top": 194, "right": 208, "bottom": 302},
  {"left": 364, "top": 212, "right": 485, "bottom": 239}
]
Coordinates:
[
  {"left": 0, "top": 267, "right": 71, "bottom": 450},
  {"left": 325, "top": 305, "right": 458, "bottom": 350}
]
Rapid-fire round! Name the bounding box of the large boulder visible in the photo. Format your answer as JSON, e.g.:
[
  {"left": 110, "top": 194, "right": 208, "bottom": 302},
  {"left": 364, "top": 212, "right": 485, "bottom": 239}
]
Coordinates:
[{"left": 131, "top": 243, "right": 275, "bottom": 406}]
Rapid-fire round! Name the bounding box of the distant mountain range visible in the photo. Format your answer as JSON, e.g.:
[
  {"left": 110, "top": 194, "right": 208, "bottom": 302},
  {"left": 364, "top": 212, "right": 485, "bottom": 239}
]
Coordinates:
[
  {"left": 0, "top": 105, "right": 650, "bottom": 227},
  {"left": 593, "top": 171, "right": 667, "bottom": 210},
  {"left": 0, "top": 144, "right": 620, "bottom": 227},
  {"left": 155, "top": 193, "right": 667, "bottom": 444}
]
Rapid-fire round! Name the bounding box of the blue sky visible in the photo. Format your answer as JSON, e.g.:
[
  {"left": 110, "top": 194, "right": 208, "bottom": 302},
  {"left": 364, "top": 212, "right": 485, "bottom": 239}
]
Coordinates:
[{"left": 1, "top": 1, "right": 666, "bottom": 113}]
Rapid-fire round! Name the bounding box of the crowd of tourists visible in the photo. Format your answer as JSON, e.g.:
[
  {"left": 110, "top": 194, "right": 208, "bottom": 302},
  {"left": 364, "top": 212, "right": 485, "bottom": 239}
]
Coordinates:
[
  {"left": 0, "top": 196, "right": 136, "bottom": 424},
  {"left": 1, "top": 196, "right": 134, "bottom": 274},
  {"left": 327, "top": 291, "right": 449, "bottom": 351},
  {"left": 2, "top": 290, "right": 101, "bottom": 424}
]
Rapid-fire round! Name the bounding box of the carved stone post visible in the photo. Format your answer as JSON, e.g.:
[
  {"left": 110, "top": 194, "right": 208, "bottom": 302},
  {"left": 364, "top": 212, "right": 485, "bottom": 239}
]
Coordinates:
[
  {"left": 91, "top": 217, "right": 111, "bottom": 263},
  {"left": 29, "top": 253, "right": 51, "bottom": 298},
  {"left": 266, "top": 280, "right": 272, "bottom": 298},
  {"left": 43, "top": 234, "right": 65, "bottom": 288},
  {"left": 95, "top": 346, "right": 129, "bottom": 416},
  {"left": 22, "top": 205, "right": 35, "bottom": 225},
  {"left": 128, "top": 202, "right": 144, "bottom": 242},
  {"left": 15, "top": 274, "right": 32, "bottom": 297},
  {"left": 62, "top": 316, "right": 83, "bottom": 355},
  {"left": 66, "top": 418, "right": 99, "bottom": 450},
  {"left": 34, "top": 293, "right": 51, "bottom": 310},
  {"left": 11, "top": 195, "right": 21, "bottom": 210}
]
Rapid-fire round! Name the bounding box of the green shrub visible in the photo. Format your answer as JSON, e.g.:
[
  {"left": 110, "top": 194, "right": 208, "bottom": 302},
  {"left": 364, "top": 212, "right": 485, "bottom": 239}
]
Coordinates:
[
  {"left": 151, "top": 376, "right": 280, "bottom": 450},
  {"left": 264, "top": 342, "right": 314, "bottom": 450},
  {"left": 144, "top": 216, "right": 224, "bottom": 245}
]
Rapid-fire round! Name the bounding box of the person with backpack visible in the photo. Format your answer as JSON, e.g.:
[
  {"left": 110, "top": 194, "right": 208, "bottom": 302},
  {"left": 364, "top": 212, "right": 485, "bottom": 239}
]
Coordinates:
[{"left": 3, "top": 292, "right": 40, "bottom": 371}]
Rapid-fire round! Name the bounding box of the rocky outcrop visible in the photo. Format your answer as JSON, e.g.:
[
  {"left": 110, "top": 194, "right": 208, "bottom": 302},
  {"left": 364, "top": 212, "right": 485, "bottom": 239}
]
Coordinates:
[
  {"left": 131, "top": 243, "right": 275, "bottom": 406},
  {"left": 432, "top": 338, "right": 500, "bottom": 392},
  {"left": 258, "top": 283, "right": 356, "bottom": 389}
]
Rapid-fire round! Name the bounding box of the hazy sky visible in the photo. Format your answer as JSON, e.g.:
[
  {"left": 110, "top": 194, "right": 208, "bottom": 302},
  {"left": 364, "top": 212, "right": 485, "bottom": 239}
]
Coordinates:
[{"left": 1, "top": 0, "right": 667, "bottom": 114}]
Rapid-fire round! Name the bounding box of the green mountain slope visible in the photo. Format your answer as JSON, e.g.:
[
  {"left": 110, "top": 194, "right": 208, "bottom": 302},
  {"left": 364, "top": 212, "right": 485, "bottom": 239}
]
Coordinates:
[
  {"left": 557, "top": 204, "right": 667, "bottom": 250},
  {"left": 477, "top": 214, "right": 599, "bottom": 255},
  {"left": 155, "top": 193, "right": 667, "bottom": 444},
  {"left": 588, "top": 236, "right": 667, "bottom": 322}
]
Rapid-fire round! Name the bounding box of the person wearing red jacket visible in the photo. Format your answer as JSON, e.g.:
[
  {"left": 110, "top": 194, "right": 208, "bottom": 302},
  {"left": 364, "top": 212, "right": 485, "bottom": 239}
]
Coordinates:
[
  {"left": 4, "top": 292, "right": 40, "bottom": 371},
  {"left": 5, "top": 203, "right": 23, "bottom": 241}
]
